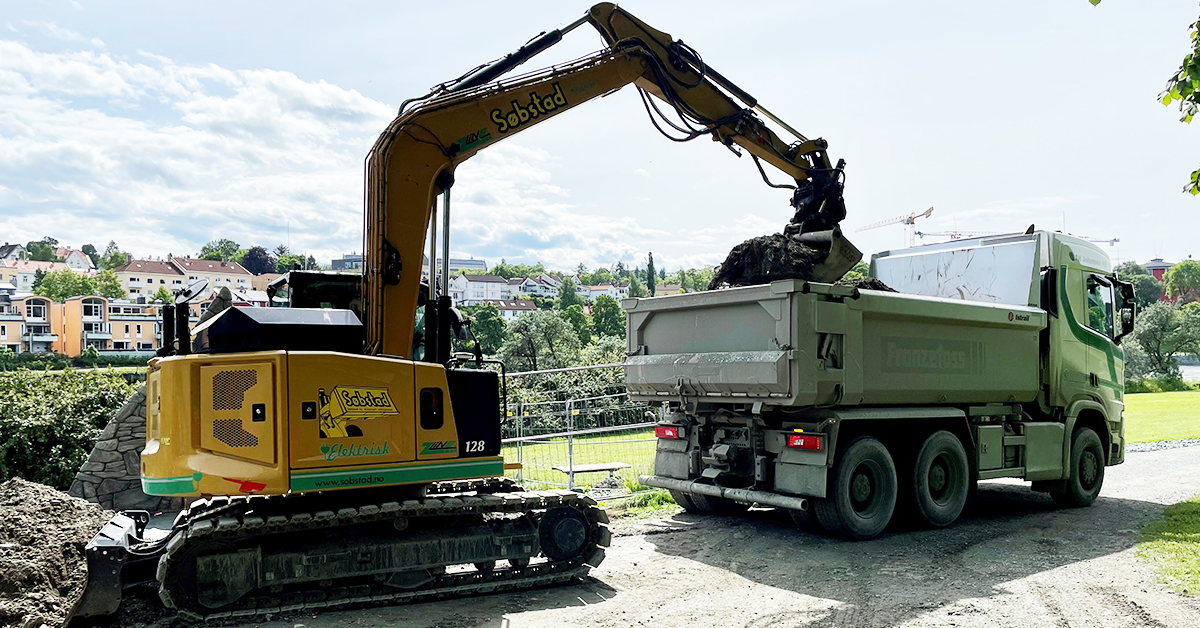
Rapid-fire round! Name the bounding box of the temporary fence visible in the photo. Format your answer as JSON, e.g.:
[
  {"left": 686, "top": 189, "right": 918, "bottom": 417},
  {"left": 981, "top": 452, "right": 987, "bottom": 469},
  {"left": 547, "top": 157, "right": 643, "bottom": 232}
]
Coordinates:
[{"left": 501, "top": 363, "right": 660, "bottom": 497}]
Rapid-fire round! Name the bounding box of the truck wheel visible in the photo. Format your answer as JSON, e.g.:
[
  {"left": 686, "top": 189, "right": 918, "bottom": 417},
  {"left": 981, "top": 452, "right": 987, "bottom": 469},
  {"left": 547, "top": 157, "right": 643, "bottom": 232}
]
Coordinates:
[
  {"left": 669, "top": 489, "right": 748, "bottom": 515},
  {"left": 669, "top": 489, "right": 703, "bottom": 513},
  {"left": 1051, "top": 427, "right": 1105, "bottom": 507},
  {"left": 813, "top": 436, "right": 897, "bottom": 540},
  {"left": 911, "top": 430, "right": 969, "bottom": 527}
]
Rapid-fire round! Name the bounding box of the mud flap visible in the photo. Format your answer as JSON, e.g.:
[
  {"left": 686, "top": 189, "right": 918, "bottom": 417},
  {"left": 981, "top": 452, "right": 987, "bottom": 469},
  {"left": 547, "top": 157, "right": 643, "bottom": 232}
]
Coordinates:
[{"left": 68, "top": 511, "right": 149, "bottom": 620}]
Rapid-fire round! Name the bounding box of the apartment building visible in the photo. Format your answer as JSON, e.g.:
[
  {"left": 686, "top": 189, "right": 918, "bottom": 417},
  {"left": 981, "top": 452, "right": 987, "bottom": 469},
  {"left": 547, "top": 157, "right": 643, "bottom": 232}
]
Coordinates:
[
  {"left": 448, "top": 274, "right": 508, "bottom": 305},
  {"left": 490, "top": 299, "right": 538, "bottom": 321},
  {"left": 0, "top": 293, "right": 166, "bottom": 356},
  {"left": 4, "top": 260, "right": 76, "bottom": 291},
  {"left": 55, "top": 248, "right": 96, "bottom": 272},
  {"left": 115, "top": 256, "right": 252, "bottom": 298}
]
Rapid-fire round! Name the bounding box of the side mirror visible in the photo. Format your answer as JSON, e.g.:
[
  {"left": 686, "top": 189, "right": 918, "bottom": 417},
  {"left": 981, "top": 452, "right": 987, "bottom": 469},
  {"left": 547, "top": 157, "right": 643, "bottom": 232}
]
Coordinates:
[
  {"left": 448, "top": 307, "right": 469, "bottom": 341},
  {"left": 1113, "top": 279, "right": 1135, "bottom": 344}
]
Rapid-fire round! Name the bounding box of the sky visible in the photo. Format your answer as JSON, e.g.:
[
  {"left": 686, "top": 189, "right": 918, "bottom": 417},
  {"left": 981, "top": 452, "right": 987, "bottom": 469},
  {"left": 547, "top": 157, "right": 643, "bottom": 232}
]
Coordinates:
[{"left": 1, "top": 1, "right": 1199, "bottom": 273}]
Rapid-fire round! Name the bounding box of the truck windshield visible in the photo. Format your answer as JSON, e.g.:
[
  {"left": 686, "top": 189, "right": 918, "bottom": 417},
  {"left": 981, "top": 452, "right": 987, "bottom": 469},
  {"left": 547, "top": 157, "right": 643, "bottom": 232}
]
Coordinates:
[{"left": 1085, "top": 276, "right": 1114, "bottom": 338}]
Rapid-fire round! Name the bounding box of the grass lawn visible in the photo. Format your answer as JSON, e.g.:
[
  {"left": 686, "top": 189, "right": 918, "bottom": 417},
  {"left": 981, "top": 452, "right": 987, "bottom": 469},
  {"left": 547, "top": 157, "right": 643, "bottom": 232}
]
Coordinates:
[
  {"left": 1124, "top": 391, "right": 1200, "bottom": 443},
  {"left": 1139, "top": 494, "right": 1200, "bottom": 596},
  {"left": 503, "top": 426, "right": 656, "bottom": 490}
]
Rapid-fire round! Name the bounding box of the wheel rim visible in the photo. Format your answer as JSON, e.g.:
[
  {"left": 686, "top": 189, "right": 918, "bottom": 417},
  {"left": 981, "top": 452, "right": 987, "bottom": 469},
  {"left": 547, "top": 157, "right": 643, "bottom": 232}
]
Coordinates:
[
  {"left": 928, "top": 454, "right": 950, "bottom": 502},
  {"left": 1079, "top": 449, "right": 1099, "bottom": 490},
  {"left": 849, "top": 463, "right": 877, "bottom": 514}
]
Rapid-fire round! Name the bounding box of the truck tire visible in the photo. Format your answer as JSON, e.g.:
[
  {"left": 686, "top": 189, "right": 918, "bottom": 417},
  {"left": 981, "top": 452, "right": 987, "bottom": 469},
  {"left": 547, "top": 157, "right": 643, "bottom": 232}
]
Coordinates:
[
  {"left": 668, "top": 489, "right": 748, "bottom": 515},
  {"left": 1051, "top": 427, "right": 1105, "bottom": 508},
  {"left": 911, "top": 430, "right": 969, "bottom": 527},
  {"left": 813, "top": 436, "right": 897, "bottom": 540}
]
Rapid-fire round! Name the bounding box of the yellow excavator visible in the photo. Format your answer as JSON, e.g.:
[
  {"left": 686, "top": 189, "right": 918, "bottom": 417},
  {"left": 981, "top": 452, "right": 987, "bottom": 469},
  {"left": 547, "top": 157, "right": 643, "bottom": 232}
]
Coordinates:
[{"left": 70, "top": 3, "right": 859, "bottom": 621}]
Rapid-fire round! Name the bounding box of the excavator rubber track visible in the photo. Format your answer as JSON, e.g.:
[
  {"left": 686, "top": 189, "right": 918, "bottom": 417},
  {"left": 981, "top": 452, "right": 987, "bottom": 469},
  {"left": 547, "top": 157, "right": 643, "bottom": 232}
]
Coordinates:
[{"left": 149, "top": 480, "right": 608, "bottom": 622}]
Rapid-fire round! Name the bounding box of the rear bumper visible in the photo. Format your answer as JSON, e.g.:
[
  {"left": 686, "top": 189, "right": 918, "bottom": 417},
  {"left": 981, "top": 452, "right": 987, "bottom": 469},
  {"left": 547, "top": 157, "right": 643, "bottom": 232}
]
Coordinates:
[{"left": 639, "top": 475, "right": 808, "bottom": 512}]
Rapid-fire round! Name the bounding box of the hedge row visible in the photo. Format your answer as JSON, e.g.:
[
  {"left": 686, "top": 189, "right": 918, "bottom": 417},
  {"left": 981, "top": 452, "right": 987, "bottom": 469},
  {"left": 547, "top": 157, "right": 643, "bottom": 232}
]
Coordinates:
[{"left": 0, "top": 369, "right": 136, "bottom": 490}]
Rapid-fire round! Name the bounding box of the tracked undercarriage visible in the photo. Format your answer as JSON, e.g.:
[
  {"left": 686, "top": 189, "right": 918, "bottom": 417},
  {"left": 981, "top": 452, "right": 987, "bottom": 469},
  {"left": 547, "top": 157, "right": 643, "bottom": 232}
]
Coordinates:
[{"left": 78, "top": 479, "right": 609, "bottom": 621}]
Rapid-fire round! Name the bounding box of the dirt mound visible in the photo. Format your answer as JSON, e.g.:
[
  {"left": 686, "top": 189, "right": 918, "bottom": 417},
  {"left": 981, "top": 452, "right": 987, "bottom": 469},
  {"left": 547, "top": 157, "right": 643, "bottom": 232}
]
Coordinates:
[
  {"left": 0, "top": 478, "right": 111, "bottom": 628},
  {"left": 709, "top": 233, "right": 824, "bottom": 289},
  {"left": 837, "top": 276, "right": 897, "bottom": 292}
]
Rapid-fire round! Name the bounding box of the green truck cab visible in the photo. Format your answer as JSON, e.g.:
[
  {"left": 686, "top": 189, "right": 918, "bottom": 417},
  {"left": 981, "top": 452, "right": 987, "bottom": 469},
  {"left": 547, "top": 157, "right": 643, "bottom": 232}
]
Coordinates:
[{"left": 625, "top": 231, "right": 1135, "bottom": 539}]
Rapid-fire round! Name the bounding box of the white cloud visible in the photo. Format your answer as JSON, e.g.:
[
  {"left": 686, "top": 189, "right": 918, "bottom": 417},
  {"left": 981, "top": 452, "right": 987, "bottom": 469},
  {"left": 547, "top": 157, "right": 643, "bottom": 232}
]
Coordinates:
[
  {"left": 0, "top": 37, "right": 771, "bottom": 273},
  {"left": 0, "top": 38, "right": 394, "bottom": 262},
  {"left": 633, "top": 167, "right": 649, "bottom": 177}
]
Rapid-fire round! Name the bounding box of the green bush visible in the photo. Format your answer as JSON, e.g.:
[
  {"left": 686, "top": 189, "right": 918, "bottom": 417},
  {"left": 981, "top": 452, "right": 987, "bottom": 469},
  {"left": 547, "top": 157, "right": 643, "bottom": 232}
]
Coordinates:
[
  {"left": 0, "top": 369, "right": 136, "bottom": 489},
  {"left": 1126, "top": 376, "right": 1198, "bottom": 394},
  {"left": 0, "top": 350, "right": 149, "bottom": 372}
]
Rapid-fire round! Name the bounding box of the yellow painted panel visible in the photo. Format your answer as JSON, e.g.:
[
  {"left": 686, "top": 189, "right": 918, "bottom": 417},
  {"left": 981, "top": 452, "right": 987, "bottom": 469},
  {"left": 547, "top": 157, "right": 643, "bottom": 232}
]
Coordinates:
[
  {"left": 413, "top": 363, "right": 460, "bottom": 460},
  {"left": 287, "top": 352, "right": 416, "bottom": 470},
  {"left": 200, "top": 363, "right": 276, "bottom": 465}
]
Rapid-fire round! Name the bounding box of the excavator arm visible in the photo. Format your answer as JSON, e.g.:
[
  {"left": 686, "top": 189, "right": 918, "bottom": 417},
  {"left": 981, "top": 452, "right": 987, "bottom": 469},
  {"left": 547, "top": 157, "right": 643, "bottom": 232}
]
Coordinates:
[{"left": 364, "top": 2, "right": 855, "bottom": 358}]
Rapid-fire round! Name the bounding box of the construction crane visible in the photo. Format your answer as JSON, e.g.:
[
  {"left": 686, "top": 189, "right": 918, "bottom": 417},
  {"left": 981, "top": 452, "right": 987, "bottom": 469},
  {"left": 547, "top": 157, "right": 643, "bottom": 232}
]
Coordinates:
[
  {"left": 915, "top": 229, "right": 1003, "bottom": 242},
  {"left": 857, "top": 207, "right": 933, "bottom": 247}
]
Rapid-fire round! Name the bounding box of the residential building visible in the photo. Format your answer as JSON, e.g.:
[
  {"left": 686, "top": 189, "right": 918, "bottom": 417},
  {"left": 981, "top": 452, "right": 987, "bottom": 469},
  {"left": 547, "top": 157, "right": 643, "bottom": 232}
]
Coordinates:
[
  {"left": 0, "top": 283, "right": 22, "bottom": 354},
  {"left": 169, "top": 257, "right": 253, "bottom": 296},
  {"left": 251, "top": 273, "right": 282, "bottom": 291},
  {"left": 0, "top": 243, "right": 24, "bottom": 261},
  {"left": 331, "top": 254, "right": 363, "bottom": 271},
  {"left": 107, "top": 300, "right": 161, "bottom": 352},
  {"left": 426, "top": 256, "right": 489, "bottom": 277},
  {"left": 11, "top": 294, "right": 60, "bottom": 354},
  {"left": 6, "top": 260, "right": 75, "bottom": 291},
  {"left": 55, "top": 248, "right": 96, "bottom": 272},
  {"left": 113, "top": 259, "right": 184, "bottom": 297},
  {"left": 586, "top": 283, "right": 628, "bottom": 300},
  {"left": 489, "top": 299, "right": 538, "bottom": 322},
  {"left": 115, "top": 256, "right": 252, "bottom": 299},
  {"left": 0, "top": 262, "right": 17, "bottom": 287},
  {"left": 62, "top": 296, "right": 112, "bottom": 355},
  {"left": 1143, "top": 258, "right": 1174, "bottom": 282},
  {"left": 449, "top": 274, "right": 508, "bottom": 305},
  {"left": 655, "top": 283, "right": 683, "bottom": 296}
]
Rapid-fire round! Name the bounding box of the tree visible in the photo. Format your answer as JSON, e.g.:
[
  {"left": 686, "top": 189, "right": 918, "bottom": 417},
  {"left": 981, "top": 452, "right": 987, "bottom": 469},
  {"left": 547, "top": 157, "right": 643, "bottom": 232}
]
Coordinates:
[
  {"left": 274, "top": 244, "right": 290, "bottom": 258},
  {"left": 150, "top": 285, "right": 175, "bottom": 304},
  {"left": 1165, "top": 259, "right": 1200, "bottom": 304},
  {"left": 591, "top": 294, "right": 625, "bottom": 338},
  {"left": 627, "top": 275, "right": 649, "bottom": 298},
  {"left": 646, "top": 252, "right": 656, "bottom": 297},
  {"left": 81, "top": 244, "right": 99, "bottom": 268},
  {"left": 460, "top": 302, "right": 508, "bottom": 355},
  {"left": 99, "top": 241, "right": 131, "bottom": 270},
  {"left": 198, "top": 239, "right": 242, "bottom": 262},
  {"left": 307, "top": 255, "right": 318, "bottom": 270},
  {"left": 614, "top": 261, "right": 628, "bottom": 279},
  {"left": 276, "top": 253, "right": 306, "bottom": 273},
  {"left": 1115, "top": 261, "right": 1148, "bottom": 278},
  {"left": 95, "top": 269, "right": 126, "bottom": 299},
  {"left": 499, "top": 309, "right": 582, "bottom": 371},
  {"left": 79, "top": 345, "right": 100, "bottom": 368},
  {"left": 31, "top": 269, "right": 46, "bottom": 290},
  {"left": 1132, "top": 274, "right": 1164, "bottom": 310},
  {"left": 1155, "top": 9, "right": 1200, "bottom": 194},
  {"left": 240, "top": 246, "right": 277, "bottom": 275},
  {"left": 556, "top": 277, "right": 582, "bottom": 310},
  {"left": 575, "top": 263, "right": 588, "bottom": 277},
  {"left": 562, "top": 304, "right": 593, "bottom": 346},
  {"left": 491, "top": 259, "right": 547, "bottom": 280},
  {"left": 1132, "top": 301, "right": 1200, "bottom": 377},
  {"left": 25, "top": 239, "right": 60, "bottom": 262},
  {"left": 34, "top": 269, "right": 96, "bottom": 301}
]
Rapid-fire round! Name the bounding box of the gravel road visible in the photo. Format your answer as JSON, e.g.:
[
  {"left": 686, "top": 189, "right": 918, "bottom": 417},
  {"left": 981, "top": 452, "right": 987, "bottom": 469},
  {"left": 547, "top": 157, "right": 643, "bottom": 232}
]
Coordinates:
[{"left": 229, "top": 447, "right": 1200, "bottom": 628}]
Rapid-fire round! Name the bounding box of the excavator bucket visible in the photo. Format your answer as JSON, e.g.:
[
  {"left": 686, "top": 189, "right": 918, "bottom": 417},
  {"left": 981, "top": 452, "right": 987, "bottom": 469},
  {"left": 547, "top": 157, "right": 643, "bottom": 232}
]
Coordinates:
[
  {"left": 792, "top": 227, "right": 863, "bottom": 284},
  {"left": 709, "top": 226, "right": 863, "bottom": 289}
]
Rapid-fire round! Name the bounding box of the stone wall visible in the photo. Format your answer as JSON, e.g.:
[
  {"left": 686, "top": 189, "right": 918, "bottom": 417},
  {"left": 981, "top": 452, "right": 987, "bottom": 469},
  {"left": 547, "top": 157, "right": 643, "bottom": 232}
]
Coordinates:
[{"left": 68, "top": 385, "right": 185, "bottom": 512}]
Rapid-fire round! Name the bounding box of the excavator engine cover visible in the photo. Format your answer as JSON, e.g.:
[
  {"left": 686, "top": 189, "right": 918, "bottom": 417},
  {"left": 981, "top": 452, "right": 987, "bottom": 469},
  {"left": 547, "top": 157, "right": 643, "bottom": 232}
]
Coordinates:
[{"left": 190, "top": 306, "right": 364, "bottom": 354}]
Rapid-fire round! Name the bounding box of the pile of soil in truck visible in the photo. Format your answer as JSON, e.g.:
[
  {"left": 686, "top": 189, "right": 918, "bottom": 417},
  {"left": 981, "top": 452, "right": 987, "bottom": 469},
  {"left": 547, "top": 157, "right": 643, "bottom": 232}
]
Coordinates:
[{"left": 0, "top": 478, "right": 111, "bottom": 628}]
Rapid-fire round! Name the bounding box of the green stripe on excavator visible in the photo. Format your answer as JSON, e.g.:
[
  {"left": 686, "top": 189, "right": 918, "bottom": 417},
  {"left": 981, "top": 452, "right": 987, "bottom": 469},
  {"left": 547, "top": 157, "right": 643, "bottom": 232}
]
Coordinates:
[
  {"left": 142, "top": 473, "right": 200, "bottom": 495},
  {"left": 289, "top": 458, "right": 505, "bottom": 492}
]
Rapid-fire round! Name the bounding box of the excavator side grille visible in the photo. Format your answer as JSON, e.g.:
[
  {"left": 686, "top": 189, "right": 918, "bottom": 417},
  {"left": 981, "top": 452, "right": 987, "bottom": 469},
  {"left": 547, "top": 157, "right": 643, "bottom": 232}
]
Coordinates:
[
  {"left": 213, "top": 418, "right": 259, "bottom": 448},
  {"left": 213, "top": 370, "right": 257, "bottom": 410}
]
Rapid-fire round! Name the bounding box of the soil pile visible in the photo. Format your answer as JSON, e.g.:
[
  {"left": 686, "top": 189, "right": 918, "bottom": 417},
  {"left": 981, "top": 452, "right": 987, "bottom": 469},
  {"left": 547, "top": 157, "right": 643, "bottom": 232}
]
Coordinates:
[
  {"left": 709, "top": 233, "right": 824, "bottom": 289},
  {"left": 837, "top": 276, "right": 897, "bottom": 292},
  {"left": 0, "top": 478, "right": 111, "bottom": 628}
]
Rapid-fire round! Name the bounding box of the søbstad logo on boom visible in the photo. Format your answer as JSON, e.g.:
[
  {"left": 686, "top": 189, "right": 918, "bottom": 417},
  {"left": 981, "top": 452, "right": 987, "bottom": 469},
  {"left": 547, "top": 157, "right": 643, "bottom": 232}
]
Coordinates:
[{"left": 490, "top": 83, "right": 568, "bottom": 134}]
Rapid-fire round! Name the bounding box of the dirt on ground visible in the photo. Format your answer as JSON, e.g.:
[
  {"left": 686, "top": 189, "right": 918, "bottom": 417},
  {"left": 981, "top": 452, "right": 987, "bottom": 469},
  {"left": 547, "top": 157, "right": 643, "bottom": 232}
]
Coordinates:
[
  {"left": 709, "top": 233, "right": 824, "bottom": 289},
  {"left": 213, "top": 445, "right": 1200, "bottom": 628},
  {"left": 0, "top": 478, "right": 112, "bottom": 628}
]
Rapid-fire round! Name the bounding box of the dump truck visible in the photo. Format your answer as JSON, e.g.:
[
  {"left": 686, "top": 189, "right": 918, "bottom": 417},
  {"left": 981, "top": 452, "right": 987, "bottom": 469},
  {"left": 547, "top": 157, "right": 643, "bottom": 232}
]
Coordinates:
[{"left": 629, "top": 230, "right": 1135, "bottom": 539}]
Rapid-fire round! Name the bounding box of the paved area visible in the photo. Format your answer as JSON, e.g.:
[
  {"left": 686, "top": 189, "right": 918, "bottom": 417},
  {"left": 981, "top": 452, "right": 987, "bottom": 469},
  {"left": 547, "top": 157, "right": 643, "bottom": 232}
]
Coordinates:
[{"left": 225, "top": 446, "right": 1200, "bottom": 628}]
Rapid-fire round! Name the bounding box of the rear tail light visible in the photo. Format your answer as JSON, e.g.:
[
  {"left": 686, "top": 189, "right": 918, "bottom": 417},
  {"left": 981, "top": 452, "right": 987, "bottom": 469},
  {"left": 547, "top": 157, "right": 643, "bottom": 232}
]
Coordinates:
[
  {"left": 786, "top": 433, "right": 822, "bottom": 450},
  {"left": 655, "top": 425, "right": 683, "bottom": 439}
]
